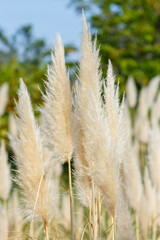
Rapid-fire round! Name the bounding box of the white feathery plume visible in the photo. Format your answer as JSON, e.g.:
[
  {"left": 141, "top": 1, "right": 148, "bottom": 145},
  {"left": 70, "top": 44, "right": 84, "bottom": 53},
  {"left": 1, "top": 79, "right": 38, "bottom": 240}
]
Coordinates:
[
  {"left": 8, "top": 113, "right": 18, "bottom": 137},
  {"left": 116, "top": 187, "right": 135, "bottom": 240},
  {"left": 134, "top": 87, "right": 149, "bottom": 143},
  {"left": 137, "top": 86, "right": 149, "bottom": 116},
  {"left": 74, "top": 15, "right": 103, "bottom": 239},
  {"left": 0, "top": 140, "right": 12, "bottom": 201},
  {"left": 134, "top": 114, "right": 149, "bottom": 143},
  {"left": 144, "top": 167, "right": 157, "bottom": 226},
  {"left": 8, "top": 191, "right": 23, "bottom": 238},
  {"left": 124, "top": 101, "right": 132, "bottom": 140},
  {"left": 126, "top": 76, "right": 137, "bottom": 108},
  {"left": 11, "top": 80, "right": 58, "bottom": 228},
  {"left": 103, "top": 61, "right": 126, "bottom": 169},
  {"left": 61, "top": 194, "right": 70, "bottom": 230},
  {"left": 73, "top": 87, "right": 92, "bottom": 207},
  {"left": 76, "top": 14, "right": 125, "bottom": 220},
  {"left": 151, "top": 93, "right": 160, "bottom": 126},
  {"left": 0, "top": 83, "right": 8, "bottom": 117},
  {"left": 42, "top": 34, "right": 73, "bottom": 164},
  {"left": 0, "top": 203, "right": 8, "bottom": 240},
  {"left": 73, "top": 14, "right": 101, "bottom": 207},
  {"left": 139, "top": 191, "right": 148, "bottom": 240},
  {"left": 39, "top": 114, "right": 63, "bottom": 186},
  {"left": 147, "top": 75, "right": 160, "bottom": 109},
  {"left": 41, "top": 34, "right": 74, "bottom": 238},
  {"left": 122, "top": 140, "right": 143, "bottom": 212},
  {"left": 148, "top": 125, "right": 160, "bottom": 192},
  {"left": 40, "top": 115, "right": 63, "bottom": 190},
  {"left": 75, "top": 205, "right": 84, "bottom": 239}
]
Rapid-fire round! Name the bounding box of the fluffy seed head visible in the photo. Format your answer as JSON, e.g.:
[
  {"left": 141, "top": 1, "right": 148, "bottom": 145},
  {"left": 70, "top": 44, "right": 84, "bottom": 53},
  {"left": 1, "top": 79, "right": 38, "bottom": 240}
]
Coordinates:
[
  {"left": 11, "top": 79, "right": 58, "bottom": 223},
  {"left": 0, "top": 83, "right": 8, "bottom": 117},
  {"left": 126, "top": 76, "right": 137, "bottom": 108},
  {"left": 0, "top": 140, "right": 12, "bottom": 201},
  {"left": 42, "top": 34, "right": 73, "bottom": 163}
]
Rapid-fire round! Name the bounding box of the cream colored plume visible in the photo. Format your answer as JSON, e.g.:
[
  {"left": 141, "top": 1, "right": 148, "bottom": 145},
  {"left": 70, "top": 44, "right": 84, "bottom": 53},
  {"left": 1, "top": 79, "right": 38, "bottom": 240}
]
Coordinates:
[
  {"left": 134, "top": 113, "right": 149, "bottom": 143},
  {"left": 75, "top": 205, "right": 84, "bottom": 239},
  {"left": 103, "top": 61, "right": 126, "bottom": 169},
  {"left": 124, "top": 101, "right": 132, "bottom": 140},
  {"left": 41, "top": 34, "right": 73, "bottom": 164},
  {"left": 73, "top": 14, "right": 101, "bottom": 206},
  {"left": 93, "top": 61, "right": 126, "bottom": 216},
  {"left": 8, "top": 191, "right": 23, "bottom": 238},
  {"left": 139, "top": 191, "right": 148, "bottom": 240},
  {"left": 0, "top": 140, "right": 12, "bottom": 200},
  {"left": 8, "top": 113, "right": 18, "bottom": 137},
  {"left": 116, "top": 187, "right": 135, "bottom": 240},
  {"left": 151, "top": 94, "right": 160, "bottom": 126},
  {"left": 148, "top": 125, "right": 160, "bottom": 192},
  {"left": 0, "top": 83, "right": 8, "bottom": 117},
  {"left": 126, "top": 76, "right": 137, "bottom": 108},
  {"left": 11, "top": 79, "right": 58, "bottom": 223},
  {"left": 144, "top": 167, "right": 157, "bottom": 225},
  {"left": 75, "top": 15, "right": 125, "bottom": 217},
  {"left": 73, "top": 96, "right": 92, "bottom": 207},
  {"left": 134, "top": 87, "right": 149, "bottom": 143},
  {"left": 147, "top": 75, "right": 160, "bottom": 109},
  {"left": 0, "top": 203, "right": 8, "bottom": 240},
  {"left": 60, "top": 194, "right": 70, "bottom": 230},
  {"left": 123, "top": 140, "right": 143, "bottom": 212},
  {"left": 137, "top": 86, "right": 148, "bottom": 116}
]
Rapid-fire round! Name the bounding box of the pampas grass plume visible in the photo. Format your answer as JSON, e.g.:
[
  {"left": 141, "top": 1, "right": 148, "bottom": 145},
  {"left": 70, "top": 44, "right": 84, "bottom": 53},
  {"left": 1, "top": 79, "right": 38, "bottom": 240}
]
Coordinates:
[
  {"left": 126, "top": 76, "right": 137, "bottom": 108},
  {"left": 0, "top": 83, "right": 8, "bottom": 117},
  {"left": 8, "top": 113, "right": 18, "bottom": 137},
  {"left": 11, "top": 79, "right": 58, "bottom": 227},
  {"left": 0, "top": 140, "right": 12, "bottom": 201},
  {"left": 42, "top": 34, "right": 73, "bottom": 164}
]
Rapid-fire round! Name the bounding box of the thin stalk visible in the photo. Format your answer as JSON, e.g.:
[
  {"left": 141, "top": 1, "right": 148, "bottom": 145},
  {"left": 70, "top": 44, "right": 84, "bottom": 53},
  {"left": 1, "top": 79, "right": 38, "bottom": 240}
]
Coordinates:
[
  {"left": 136, "top": 211, "right": 139, "bottom": 240},
  {"left": 68, "top": 159, "right": 74, "bottom": 240},
  {"left": 44, "top": 221, "right": 49, "bottom": 240},
  {"left": 111, "top": 215, "right": 116, "bottom": 240},
  {"left": 92, "top": 178, "right": 96, "bottom": 240},
  {"left": 89, "top": 199, "right": 92, "bottom": 240},
  {"left": 152, "top": 221, "right": 157, "bottom": 240},
  {"left": 98, "top": 189, "right": 101, "bottom": 238},
  {"left": 29, "top": 173, "right": 44, "bottom": 237},
  {"left": 95, "top": 198, "right": 98, "bottom": 239}
]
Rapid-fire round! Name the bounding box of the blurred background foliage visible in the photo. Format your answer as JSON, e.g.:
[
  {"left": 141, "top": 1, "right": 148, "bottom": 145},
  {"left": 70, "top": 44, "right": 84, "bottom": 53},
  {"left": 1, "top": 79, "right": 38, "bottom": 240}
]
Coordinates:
[
  {"left": 1, "top": 0, "right": 160, "bottom": 138},
  {"left": 70, "top": 0, "right": 160, "bottom": 89}
]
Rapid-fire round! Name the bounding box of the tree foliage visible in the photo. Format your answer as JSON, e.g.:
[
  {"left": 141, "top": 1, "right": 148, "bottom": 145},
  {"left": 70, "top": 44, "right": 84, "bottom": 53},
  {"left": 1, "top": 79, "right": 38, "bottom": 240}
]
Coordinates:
[{"left": 70, "top": 0, "right": 160, "bottom": 88}]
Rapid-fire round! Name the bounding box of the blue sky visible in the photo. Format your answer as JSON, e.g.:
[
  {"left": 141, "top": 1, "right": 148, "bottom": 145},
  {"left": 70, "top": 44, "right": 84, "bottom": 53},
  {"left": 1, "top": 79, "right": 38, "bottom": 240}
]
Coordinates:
[{"left": 0, "top": 0, "right": 82, "bottom": 48}]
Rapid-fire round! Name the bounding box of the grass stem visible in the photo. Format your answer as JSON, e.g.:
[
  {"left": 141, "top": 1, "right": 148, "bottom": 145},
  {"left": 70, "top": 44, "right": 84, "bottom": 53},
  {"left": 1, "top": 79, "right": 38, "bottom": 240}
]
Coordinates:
[
  {"left": 98, "top": 189, "right": 101, "bottom": 238},
  {"left": 68, "top": 158, "right": 74, "bottom": 240},
  {"left": 44, "top": 221, "right": 49, "bottom": 240}
]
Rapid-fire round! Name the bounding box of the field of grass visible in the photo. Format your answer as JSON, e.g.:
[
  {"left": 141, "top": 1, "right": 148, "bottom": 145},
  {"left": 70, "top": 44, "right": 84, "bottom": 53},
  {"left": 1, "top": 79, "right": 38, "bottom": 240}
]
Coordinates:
[{"left": 0, "top": 14, "right": 160, "bottom": 240}]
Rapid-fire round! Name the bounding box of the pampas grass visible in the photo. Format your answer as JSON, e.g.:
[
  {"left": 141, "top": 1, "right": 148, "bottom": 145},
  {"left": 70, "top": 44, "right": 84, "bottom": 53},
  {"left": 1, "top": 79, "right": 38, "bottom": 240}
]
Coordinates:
[
  {"left": 0, "top": 140, "right": 11, "bottom": 201},
  {"left": 1, "top": 12, "right": 160, "bottom": 240},
  {"left": 74, "top": 13, "right": 103, "bottom": 239},
  {"left": 126, "top": 76, "right": 137, "bottom": 108},
  {"left": 41, "top": 34, "right": 74, "bottom": 239},
  {"left": 11, "top": 79, "right": 58, "bottom": 240},
  {"left": 0, "top": 83, "right": 8, "bottom": 117},
  {"left": 74, "top": 13, "right": 126, "bottom": 240}
]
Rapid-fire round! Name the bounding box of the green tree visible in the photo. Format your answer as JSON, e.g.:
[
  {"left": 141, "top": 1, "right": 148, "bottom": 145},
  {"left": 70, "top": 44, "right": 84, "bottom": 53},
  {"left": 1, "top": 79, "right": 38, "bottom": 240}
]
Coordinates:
[{"left": 70, "top": 0, "right": 160, "bottom": 88}]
